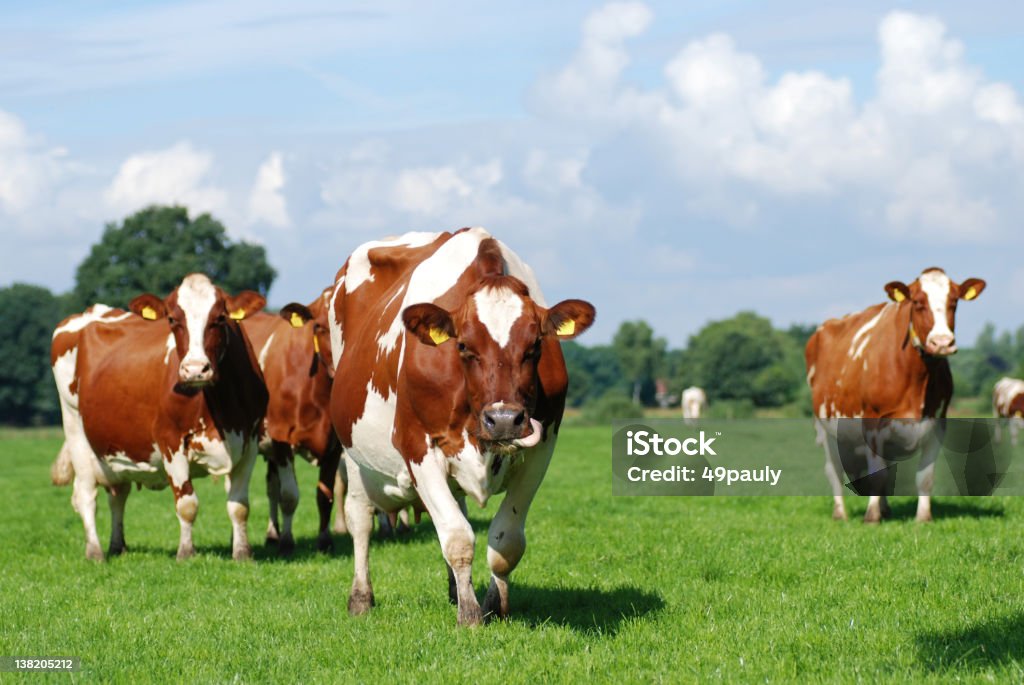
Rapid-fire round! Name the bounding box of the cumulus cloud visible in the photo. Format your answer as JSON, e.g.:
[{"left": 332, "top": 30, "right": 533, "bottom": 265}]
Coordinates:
[
  {"left": 0, "top": 109, "right": 69, "bottom": 216},
  {"left": 247, "top": 152, "right": 290, "bottom": 228},
  {"left": 535, "top": 5, "right": 1024, "bottom": 241},
  {"left": 105, "top": 141, "right": 227, "bottom": 216}
]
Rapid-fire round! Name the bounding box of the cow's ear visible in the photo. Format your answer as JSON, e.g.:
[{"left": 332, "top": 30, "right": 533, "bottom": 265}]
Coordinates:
[
  {"left": 885, "top": 281, "right": 911, "bottom": 303},
  {"left": 129, "top": 294, "right": 167, "bottom": 321},
  {"left": 225, "top": 291, "right": 266, "bottom": 320},
  {"left": 403, "top": 303, "right": 457, "bottom": 346},
  {"left": 280, "top": 303, "right": 314, "bottom": 328},
  {"left": 959, "top": 278, "right": 986, "bottom": 301},
  {"left": 543, "top": 299, "right": 596, "bottom": 340}
]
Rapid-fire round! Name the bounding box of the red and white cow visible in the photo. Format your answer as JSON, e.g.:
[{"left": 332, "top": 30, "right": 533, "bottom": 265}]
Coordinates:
[
  {"left": 241, "top": 288, "right": 340, "bottom": 555},
  {"left": 681, "top": 386, "right": 707, "bottom": 424},
  {"left": 805, "top": 268, "right": 985, "bottom": 523},
  {"left": 993, "top": 377, "right": 1024, "bottom": 447},
  {"left": 50, "top": 274, "right": 268, "bottom": 560},
  {"left": 328, "top": 228, "right": 595, "bottom": 626}
]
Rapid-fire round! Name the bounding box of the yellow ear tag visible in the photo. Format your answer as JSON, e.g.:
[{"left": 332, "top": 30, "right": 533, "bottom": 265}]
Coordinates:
[
  {"left": 963, "top": 286, "right": 977, "bottom": 301},
  {"left": 892, "top": 290, "right": 905, "bottom": 303},
  {"left": 1016, "top": 411, "right": 1023, "bottom": 419},
  {"left": 229, "top": 309, "right": 246, "bottom": 320},
  {"left": 556, "top": 319, "right": 576, "bottom": 337},
  {"left": 428, "top": 327, "right": 450, "bottom": 345},
  {"left": 313, "top": 335, "right": 320, "bottom": 354},
  {"left": 141, "top": 306, "right": 157, "bottom": 320},
  {"left": 290, "top": 312, "right": 304, "bottom": 328}
]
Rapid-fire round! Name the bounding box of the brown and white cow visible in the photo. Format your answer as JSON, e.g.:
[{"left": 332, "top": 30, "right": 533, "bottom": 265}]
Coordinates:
[
  {"left": 993, "top": 377, "right": 1024, "bottom": 447},
  {"left": 328, "top": 228, "right": 595, "bottom": 626},
  {"left": 805, "top": 267, "right": 985, "bottom": 523},
  {"left": 50, "top": 274, "right": 268, "bottom": 561},
  {"left": 241, "top": 287, "right": 341, "bottom": 555}
]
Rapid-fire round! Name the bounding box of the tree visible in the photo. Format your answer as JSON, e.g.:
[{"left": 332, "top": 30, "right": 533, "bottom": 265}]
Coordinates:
[
  {"left": 73, "top": 205, "right": 276, "bottom": 308},
  {"left": 562, "top": 341, "right": 626, "bottom": 407},
  {"left": 612, "top": 320, "right": 666, "bottom": 405},
  {"left": 0, "top": 284, "right": 64, "bottom": 425}
]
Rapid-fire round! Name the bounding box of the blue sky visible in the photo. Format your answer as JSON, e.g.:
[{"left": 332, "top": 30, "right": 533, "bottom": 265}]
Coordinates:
[{"left": 2, "top": 1, "right": 1023, "bottom": 346}]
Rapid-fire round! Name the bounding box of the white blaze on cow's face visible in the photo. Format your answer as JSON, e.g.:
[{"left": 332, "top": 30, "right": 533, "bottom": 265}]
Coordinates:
[
  {"left": 173, "top": 274, "right": 220, "bottom": 384},
  {"left": 885, "top": 268, "right": 986, "bottom": 357}
]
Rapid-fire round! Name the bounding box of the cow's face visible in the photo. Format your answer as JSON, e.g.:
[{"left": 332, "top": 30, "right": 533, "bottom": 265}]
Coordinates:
[
  {"left": 130, "top": 274, "right": 266, "bottom": 386},
  {"left": 403, "top": 280, "right": 594, "bottom": 447},
  {"left": 885, "top": 269, "right": 985, "bottom": 357}
]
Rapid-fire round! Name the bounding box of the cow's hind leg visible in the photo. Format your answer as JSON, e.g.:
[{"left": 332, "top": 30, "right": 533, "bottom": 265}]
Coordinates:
[
  {"left": 411, "top": 451, "right": 481, "bottom": 627},
  {"left": 315, "top": 443, "right": 342, "bottom": 552},
  {"left": 72, "top": 473, "right": 103, "bottom": 561},
  {"left": 225, "top": 444, "right": 258, "bottom": 561},
  {"left": 820, "top": 424, "right": 847, "bottom": 521},
  {"left": 343, "top": 458, "right": 375, "bottom": 615},
  {"left": 271, "top": 442, "right": 299, "bottom": 556},
  {"left": 332, "top": 461, "right": 348, "bottom": 535},
  {"left": 483, "top": 439, "right": 555, "bottom": 622},
  {"left": 265, "top": 457, "right": 281, "bottom": 545},
  {"left": 915, "top": 434, "right": 940, "bottom": 523},
  {"left": 107, "top": 484, "right": 130, "bottom": 556}
]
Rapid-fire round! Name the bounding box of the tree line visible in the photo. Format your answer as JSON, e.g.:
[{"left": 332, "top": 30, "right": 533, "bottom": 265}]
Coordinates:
[{"left": 2, "top": 204, "right": 1021, "bottom": 425}]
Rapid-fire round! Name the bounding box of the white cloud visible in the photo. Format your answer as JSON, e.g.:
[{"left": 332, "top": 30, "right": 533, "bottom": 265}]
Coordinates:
[
  {"left": 0, "top": 109, "right": 69, "bottom": 215},
  {"left": 247, "top": 151, "right": 290, "bottom": 228},
  {"left": 105, "top": 141, "right": 227, "bottom": 216}
]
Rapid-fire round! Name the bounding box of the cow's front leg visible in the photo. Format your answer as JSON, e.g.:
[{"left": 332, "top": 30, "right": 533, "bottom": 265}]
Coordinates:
[
  {"left": 343, "top": 457, "right": 375, "bottom": 615},
  {"left": 166, "top": 450, "right": 197, "bottom": 560},
  {"left": 270, "top": 441, "right": 298, "bottom": 556},
  {"left": 483, "top": 438, "right": 555, "bottom": 622},
  {"left": 107, "top": 483, "right": 131, "bottom": 556},
  {"left": 265, "top": 457, "right": 281, "bottom": 544},
  {"left": 916, "top": 433, "right": 940, "bottom": 523},
  {"left": 225, "top": 444, "right": 258, "bottom": 561},
  {"left": 316, "top": 443, "right": 342, "bottom": 552},
  {"left": 410, "top": 450, "right": 481, "bottom": 627},
  {"left": 863, "top": 438, "right": 888, "bottom": 524}
]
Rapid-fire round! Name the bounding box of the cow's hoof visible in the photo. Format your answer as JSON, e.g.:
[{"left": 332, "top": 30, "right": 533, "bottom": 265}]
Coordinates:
[
  {"left": 176, "top": 546, "right": 195, "bottom": 561},
  {"left": 447, "top": 568, "right": 458, "bottom": 605},
  {"left": 863, "top": 513, "right": 882, "bottom": 525},
  {"left": 85, "top": 543, "right": 104, "bottom": 562},
  {"left": 482, "top": 580, "right": 507, "bottom": 623},
  {"left": 108, "top": 542, "right": 126, "bottom": 557},
  {"left": 396, "top": 521, "right": 411, "bottom": 536},
  {"left": 232, "top": 545, "right": 252, "bottom": 562},
  {"left": 348, "top": 589, "right": 375, "bottom": 616},
  {"left": 316, "top": 532, "right": 334, "bottom": 554},
  {"left": 832, "top": 507, "right": 848, "bottom": 521},
  {"left": 457, "top": 602, "right": 483, "bottom": 628},
  {"left": 278, "top": 535, "right": 295, "bottom": 557},
  {"left": 916, "top": 513, "right": 933, "bottom": 523},
  {"left": 265, "top": 527, "right": 279, "bottom": 544}
]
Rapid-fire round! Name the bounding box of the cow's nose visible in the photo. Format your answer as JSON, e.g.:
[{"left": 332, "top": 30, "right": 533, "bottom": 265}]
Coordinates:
[
  {"left": 179, "top": 358, "right": 213, "bottom": 385},
  {"left": 480, "top": 403, "right": 527, "bottom": 441},
  {"left": 929, "top": 334, "right": 957, "bottom": 356}
]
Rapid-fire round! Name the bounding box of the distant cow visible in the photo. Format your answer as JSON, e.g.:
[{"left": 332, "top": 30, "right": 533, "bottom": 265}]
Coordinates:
[
  {"left": 328, "top": 228, "right": 595, "bottom": 626},
  {"left": 50, "top": 274, "right": 268, "bottom": 560},
  {"left": 241, "top": 287, "right": 340, "bottom": 555},
  {"left": 805, "top": 268, "right": 985, "bottom": 523},
  {"left": 681, "top": 386, "right": 707, "bottom": 423},
  {"left": 993, "top": 377, "right": 1024, "bottom": 447}
]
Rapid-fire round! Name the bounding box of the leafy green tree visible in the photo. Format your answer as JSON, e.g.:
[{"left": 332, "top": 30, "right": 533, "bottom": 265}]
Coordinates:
[
  {"left": 0, "top": 284, "right": 64, "bottom": 425},
  {"left": 563, "top": 342, "right": 626, "bottom": 407},
  {"left": 612, "top": 320, "right": 667, "bottom": 405},
  {"left": 686, "top": 311, "right": 803, "bottom": 407},
  {"left": 73, "top": 205, "right": 276, "bottom": 307}
]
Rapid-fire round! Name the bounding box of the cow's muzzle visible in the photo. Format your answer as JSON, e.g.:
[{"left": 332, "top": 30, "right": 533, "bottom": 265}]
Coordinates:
[
  {"left": 480, "top": 403, "right": 542, "bottom": 448},
  {"left": 925, "top": 334, "right": 957, "bottom": 357},
  {"left": 179, "top": 358, "right": 214, "bottom": 386}
]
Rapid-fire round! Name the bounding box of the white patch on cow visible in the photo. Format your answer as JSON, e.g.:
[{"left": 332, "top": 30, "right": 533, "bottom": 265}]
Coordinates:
[
  {"left": 994, "top": 377, "right": 1024, "bottom": 415},
  {"left": 177, "top": 274, "right": 217, "bottom": 368},
  {"left": 473, "top": 287, "right": 523, "bottom": 349},
  {"left": 847, "top": 307, "right": 886, "bottom": 358},
  {"left": 344, "top": 381, "right": 413, "bottom": 506},
  {"left": 852, "top": 335, "right": 872, "bottom": 361},
  {"left": 164, "top": 332, "right": 175, "bottom": 364},
  {"left": 345, "top": 232, "right": 440, "bottom": 293},
  {"left": 818, "top": 402, "right": 828, "bottom": 419},
  {"left": 191, "top": 430, "right": 244, "bottom": 477},
  {"left": 52, "top": 304, "right": 129, "bottom": 337},
  {"left": 329, "top": 276, "right": 345, "bottom": 371},
  {"left": 497, "top": 241, "right": 547, "bottom": 306},
  {"left": 918, "top": 270, "right": 955, "bottom": 345},
  {"left": 257, "top": 332, "right": 276, "bottom": 371},
  {"left": 806, "top": 365, "right": 815, "bottom": 385}
]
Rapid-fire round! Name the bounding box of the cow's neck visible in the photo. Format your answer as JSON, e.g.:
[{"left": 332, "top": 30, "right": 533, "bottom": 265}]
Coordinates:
[
  {"left": 202, "top": 323, "right": 268, "bottom": 435},
  {"left": 894, "top": 303, "right": 952, "bottom": 418}
]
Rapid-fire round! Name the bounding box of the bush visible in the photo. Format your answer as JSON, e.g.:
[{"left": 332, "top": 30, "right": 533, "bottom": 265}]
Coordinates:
[{"left": 580, "top": 395, "right": 644, "bottom": 425}]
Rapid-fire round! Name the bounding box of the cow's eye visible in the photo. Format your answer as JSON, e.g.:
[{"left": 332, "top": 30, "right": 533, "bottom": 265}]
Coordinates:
[
  {"left": 457, "top": 342, "right": 467, "bottom": 352},
  {"left": 167, "top": 316, "right": 177, "bottom": 326},
  {"left": 216, "top": 313, "right": 227, "bottom": 324}
]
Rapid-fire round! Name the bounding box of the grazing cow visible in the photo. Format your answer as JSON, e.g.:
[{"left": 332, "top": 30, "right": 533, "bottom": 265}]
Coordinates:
[
  {"left": 50, "top": 274, "right": 268, "bottom": 560},
  {"left": 328, "top": 228, "right": 595, "bottom": 626},
  {"left": 805, "top": 268, "right": 985, "bottom": 523},
  {"left": 681, "top": 386, "right": 707, "bottom": 424},
  {"left": 993, "top": 377, "right": 1024, "bottom": 447},
  {"left": 240, "top": 288, "right": 341, "bottom": 555}
]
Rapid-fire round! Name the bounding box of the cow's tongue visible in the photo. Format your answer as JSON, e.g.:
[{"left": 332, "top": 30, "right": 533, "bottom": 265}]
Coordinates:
[{"left": 512, "top": 418, "right": 543, "bottom": 448}]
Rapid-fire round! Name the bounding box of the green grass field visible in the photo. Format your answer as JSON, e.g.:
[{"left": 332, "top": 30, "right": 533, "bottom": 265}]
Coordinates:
[{"left": 3, "top": 426, "right": 1024, "bottom": 683}]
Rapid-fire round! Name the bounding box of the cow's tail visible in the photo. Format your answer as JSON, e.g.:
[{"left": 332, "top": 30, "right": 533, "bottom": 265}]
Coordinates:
[{"left": 50, "top": 443, "right": 74, "bottom": 486}]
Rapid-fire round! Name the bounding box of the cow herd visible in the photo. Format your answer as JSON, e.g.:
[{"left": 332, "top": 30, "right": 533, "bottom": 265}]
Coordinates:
[{"left": 49, "top": 227, "right": 595, "bottom": 626}]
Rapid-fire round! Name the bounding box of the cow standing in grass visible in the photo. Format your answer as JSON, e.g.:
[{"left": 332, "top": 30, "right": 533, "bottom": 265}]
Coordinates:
[
  {"left": 241, "top": 287, "right": 341, "bottom": 555},
  {"left": 328, "top": 228, "right": 595, "bottom": 626},
  {"left": 993, "top": 377, "right": 1024, "bottom": 447},
  {"left": 805, "top": 268, "right": 985, "bottom": 523},
  {"left": 681, "top": 386, "right": 707, "bottom": 425},
  {"left": 50, "top": 274, "right": 267, "bottom": 560}
]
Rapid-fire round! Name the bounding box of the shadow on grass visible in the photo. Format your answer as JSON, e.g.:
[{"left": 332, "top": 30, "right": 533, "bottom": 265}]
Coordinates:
[
  {"left": 916, "top": 612, "right": 1024, "bottom": 674},
  {"left": 855, "top": 499, "right": 1006, "bottom": 521},
  {"left": 509, "top": 583, "right": 665, "bottom": 636}
]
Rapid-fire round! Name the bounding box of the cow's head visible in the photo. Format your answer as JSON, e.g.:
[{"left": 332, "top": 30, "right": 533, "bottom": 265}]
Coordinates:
[
  {"left": 885, "top": 268, "right": 985, "bottom": 357},
  {"left": 279, "top": 295, "right": 334, "bottom": 379},
  {"left": 129, "top": 273, "right": 266, "bottom": 387},
  {"left": 403, "top": 278, "right": 594, "bottom": 449}
]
